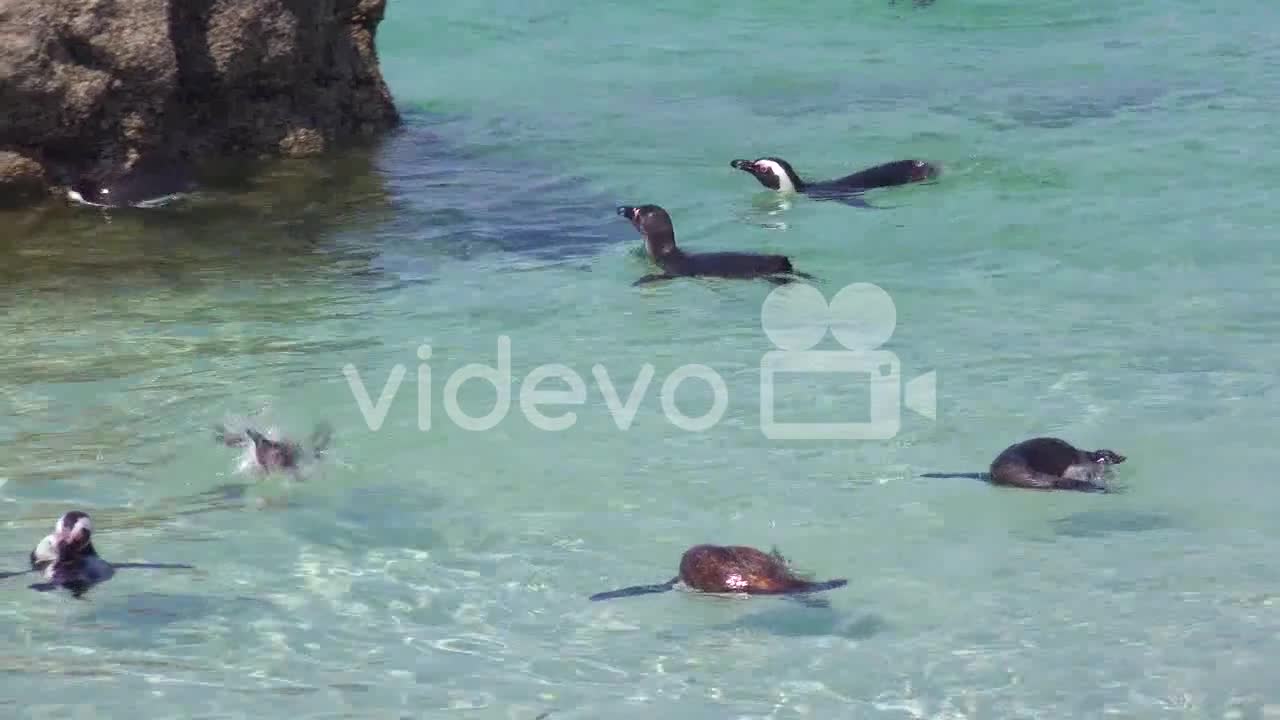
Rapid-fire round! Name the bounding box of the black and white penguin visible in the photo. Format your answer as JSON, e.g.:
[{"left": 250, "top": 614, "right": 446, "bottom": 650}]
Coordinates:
[
  {"left": 729, "top": 156, "right": 939, "bottom": 205},
  {"left": 30, "top": 511, "right": 114, "bottom": 597},
  {"left": 66, "top": 161, "right": 197, "bottom": 209},
  {"left": 24, "top": 510, "right": 193, "bottom": 597},
  {"left": 989, "top": 437, "right": 1126, "bottom": 492},
  {"left": 616, "top": 204, "right": 814, "bottom": 286}
]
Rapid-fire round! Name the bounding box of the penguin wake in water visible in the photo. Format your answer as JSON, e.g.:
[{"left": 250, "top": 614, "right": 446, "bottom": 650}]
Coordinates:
[
  {"left": 730, "top": 156, "right": 939, "bottom": 207},
  {"left": 216, "top": 421, "right": 333, "bottom": 477},
  {"left": 5, "top": 511, "right": 194, "bottom": 598},
  {"left": 616, "top": 204, "right": 816, "bottom": 286}
]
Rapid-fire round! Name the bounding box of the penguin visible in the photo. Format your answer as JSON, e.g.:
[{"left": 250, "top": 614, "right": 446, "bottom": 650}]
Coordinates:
[
  {"left": 730, "top": 156, "right": 939, "bottom": 206},
  {"left": 66, "top": 160, "right": 197, "bottom": 209},
  {"left": 216, "top": 421, "right": 333, "bottom": 476},
  {"left": 22, "top": 510, "right": 193, "bottom": 597},
  {"left": 616, "top": 204, "right": 814, "bottom": 286},
  {"left": 590, "top": 544, "right": 848, "bottom": 608}
]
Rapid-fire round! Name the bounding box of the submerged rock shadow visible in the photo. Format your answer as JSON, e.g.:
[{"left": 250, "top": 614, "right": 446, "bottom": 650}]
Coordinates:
[
  {"left": 1049, "top": 509, "right": 1178, "bottom": 538},
  {"left": 371, "top": 112, "right": 634, "bottom": 267}
]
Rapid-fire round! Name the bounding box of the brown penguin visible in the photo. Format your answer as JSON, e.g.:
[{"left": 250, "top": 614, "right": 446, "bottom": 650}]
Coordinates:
[{"left": 590, "top": 544, "right": 847, "bottom": 604}]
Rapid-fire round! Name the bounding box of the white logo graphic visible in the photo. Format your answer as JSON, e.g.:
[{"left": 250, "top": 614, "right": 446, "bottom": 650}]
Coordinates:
[
  {"left": 343, "top": 337, "right": 729, "bottom": 434},
  {"left": 759, "top": 282, "right": 936, "bottom": 440}
]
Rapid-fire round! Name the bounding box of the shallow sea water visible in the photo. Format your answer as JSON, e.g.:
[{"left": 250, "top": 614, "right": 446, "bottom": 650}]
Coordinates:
[{"left": 3, "top": 1, "right": 1280, "bottom": 717}]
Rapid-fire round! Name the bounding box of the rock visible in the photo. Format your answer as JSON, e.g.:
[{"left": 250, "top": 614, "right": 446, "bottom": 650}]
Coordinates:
[
  {"left": 0, "top": 0, "right": 400, "bottom": 207},
  {"left": 0, "top": 149, "right": 48, "bottom": 206}
]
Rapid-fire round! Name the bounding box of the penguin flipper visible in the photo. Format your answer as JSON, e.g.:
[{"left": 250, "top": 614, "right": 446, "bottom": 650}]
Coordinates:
[
  {"left": 589, "top": 577, "right": 679, "bottom": 601},
  {"left": 920, "top": 472, "right": 991, "bottom": 480},
  {"left": 796, "top": 578, "right": 849, "bottom": 593},
  {"left": 832, "top": 194, "right": 876, "bottom": 209},
  {"left": 995, "top": 468, "right": 1106, "bottom": 493},
  {"left": 113, "top": 562, "right": 196, "bottom": 570},
  {"left": 309, "top": 421, "right": 334, "bottom": 454},
  {"left": 787, "top": 594, "right": 832, "bottom": 609},
  {"left": 1053, "top": 478, "right": 1110, "bottom": 493},
  {"left": 779, "top": 578, "right": 848, "bottom": 608},
  {"left": 633, "top": 274, "right": 676, "bottom": 287}
]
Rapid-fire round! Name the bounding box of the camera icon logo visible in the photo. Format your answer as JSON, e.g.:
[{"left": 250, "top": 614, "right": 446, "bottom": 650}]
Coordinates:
[{"left": 759, "top": 282, "right": 936, "bottom": 440}]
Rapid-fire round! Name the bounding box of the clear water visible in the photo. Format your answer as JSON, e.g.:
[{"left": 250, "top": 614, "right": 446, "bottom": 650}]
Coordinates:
[{"left": 4, "top": 1, "right": 1280, "bottom": 717}]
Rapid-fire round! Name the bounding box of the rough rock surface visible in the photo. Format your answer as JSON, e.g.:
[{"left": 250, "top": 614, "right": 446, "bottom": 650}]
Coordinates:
[{"left": 0, "top": 0, "right": 400, "bottom": 206}]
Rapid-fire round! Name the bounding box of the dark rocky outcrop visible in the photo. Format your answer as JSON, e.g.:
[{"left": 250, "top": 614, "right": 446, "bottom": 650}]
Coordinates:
[{"left": 0, "top": 0, "right": 400, "bottom": 207}]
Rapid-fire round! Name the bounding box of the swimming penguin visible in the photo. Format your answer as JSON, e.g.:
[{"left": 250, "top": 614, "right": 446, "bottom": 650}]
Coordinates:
[
  {"left": 216, "top": 421, "right": 333, "bottom": 475},
  {"left": 988, "top": 437, "right": 1126, "bottom": 492},
  {"left": 590, "top": 544, "right": 848, "bottom": 607},
  {"left": 23, "top": 510, "right": 193, "bottom": 597},
  {"left": 66, "top": 161, "right": 197, "bottom": 209},
  {"left": 616, "top": 205, "right": 814, "bottom": 286},
  {"left": 729, "top": 156, "right": 939, "bottom": 206}
]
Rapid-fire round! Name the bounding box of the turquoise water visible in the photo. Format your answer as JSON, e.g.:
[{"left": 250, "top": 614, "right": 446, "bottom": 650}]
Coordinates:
[{"left": 4, "top": 0, "right": 1280, "bottom": 716}]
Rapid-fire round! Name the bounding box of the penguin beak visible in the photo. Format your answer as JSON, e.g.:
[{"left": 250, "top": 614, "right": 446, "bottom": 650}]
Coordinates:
[
  {"left": 54, "top": 528, "right": 88, "bottom": 556},
  {"left": 911, "top": 160, "right": 941, "bottom": 181},
  {"left": 730, "top": 159, "right": 756, "bottom": 172},
  {"left": 616, "top": 206, "right": 636, "bottom": 220}
]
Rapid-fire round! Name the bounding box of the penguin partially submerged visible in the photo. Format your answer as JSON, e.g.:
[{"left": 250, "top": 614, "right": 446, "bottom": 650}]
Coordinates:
[
  {"left": 590, "top": 544, "right": 848, "bottom": 608},
  {"left": 989, "top": 437, "right": 1126, "bottom": 492},
  {"left": 14, "top": 511, "right": 194, "bottom": 598},
  {"left": 616, "top": 204, "right": 816, "bottom": 286},
  {"left": 920, "top": 437, "right": 1127, "bottom": 493},
  {"left": 730, "top": 156, "right": 939, "bottom": 207},
  {"left": 66, "top": 161, "right": 198, "bottom": 209},
  {"left": 216, "top": 421, "right": 333, "bottom": 476}
]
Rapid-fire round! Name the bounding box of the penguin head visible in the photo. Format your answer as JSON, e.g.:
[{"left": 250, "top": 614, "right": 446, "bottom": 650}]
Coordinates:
[
  {"left": 730, "top": 157, "right": 802, "bottom": 192},
  {"left": 52, "top": 511, "right": 94, "bottom": 556},
  {"left": 617, "top": 205, "right": 679, "bottom": 258},
  {"left": 245, "top": 429, "right": 299, "bottom": 470},
  {"left": 1089, "top": 449, "right": 1126, "bottom": 465}
]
